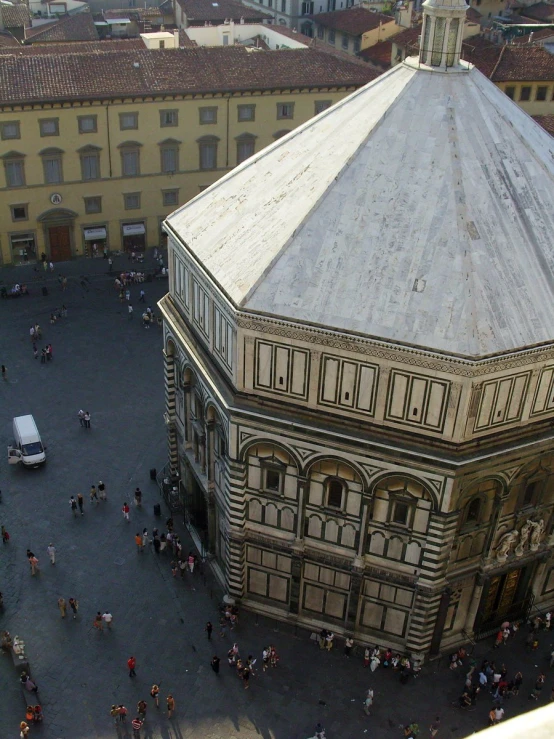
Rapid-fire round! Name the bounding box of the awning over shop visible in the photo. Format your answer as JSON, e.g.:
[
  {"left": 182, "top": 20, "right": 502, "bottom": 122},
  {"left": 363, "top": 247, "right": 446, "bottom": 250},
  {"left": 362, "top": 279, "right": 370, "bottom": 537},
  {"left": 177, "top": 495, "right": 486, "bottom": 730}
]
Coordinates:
[
  {"left": 83, "top": 227, "right": 107, "bottom": 241},
  {"left": 123, "top": 223, "right": 145, "bottom": 236}
]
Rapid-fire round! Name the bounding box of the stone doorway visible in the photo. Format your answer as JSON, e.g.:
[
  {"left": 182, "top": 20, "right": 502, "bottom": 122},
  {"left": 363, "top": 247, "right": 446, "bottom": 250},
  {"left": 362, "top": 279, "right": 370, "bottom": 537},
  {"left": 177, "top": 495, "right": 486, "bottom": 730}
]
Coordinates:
[
  {"left": 48, "top": 225, "right": 71, "bottom": 262},
  {"left": 37, "top": 208, "right": 77, "bottom": 262}
]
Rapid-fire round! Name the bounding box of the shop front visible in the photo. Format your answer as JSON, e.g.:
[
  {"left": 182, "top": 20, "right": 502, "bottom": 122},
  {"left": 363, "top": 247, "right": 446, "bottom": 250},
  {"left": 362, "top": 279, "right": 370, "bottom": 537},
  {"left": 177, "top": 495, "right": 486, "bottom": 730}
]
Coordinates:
[
  {"left": 10, "top": 232, "right": 37, "bottom": 264},
  {"left": 121, "top": 222, "right": 146, "bottom": 253},
  {"left": 83, "top": 226, "right": 108, "bottom": 257}
]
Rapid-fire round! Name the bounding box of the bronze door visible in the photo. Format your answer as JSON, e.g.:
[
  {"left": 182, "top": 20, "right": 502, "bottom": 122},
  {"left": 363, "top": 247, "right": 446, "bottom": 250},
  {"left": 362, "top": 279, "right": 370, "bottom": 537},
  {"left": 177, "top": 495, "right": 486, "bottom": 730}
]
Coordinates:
[
  {"left": 48, "top": 225, "right": 71, "bottom": 262},
  {"left": 482, "top": 567, "right": 525, "bottom": 625}
]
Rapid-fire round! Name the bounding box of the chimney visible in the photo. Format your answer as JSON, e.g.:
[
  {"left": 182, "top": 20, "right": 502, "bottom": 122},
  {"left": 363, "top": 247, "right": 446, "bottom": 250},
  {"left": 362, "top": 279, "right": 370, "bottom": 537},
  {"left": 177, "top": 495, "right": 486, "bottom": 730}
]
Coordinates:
[{"left": 173, "top": 28, "right": 179, "bottom": 46}]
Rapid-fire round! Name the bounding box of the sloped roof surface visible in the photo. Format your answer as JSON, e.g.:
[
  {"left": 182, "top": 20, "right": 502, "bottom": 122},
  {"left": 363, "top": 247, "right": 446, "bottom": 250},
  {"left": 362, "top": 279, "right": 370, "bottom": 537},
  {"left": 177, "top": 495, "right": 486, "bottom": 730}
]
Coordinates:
[
  {"left": 1, "top": 3, "right": 31, "bottom": 28},
  {"left": 310, "top": 7, "right": 395, "bottom": 35},
  {"left": 0, "top": 38, "right": 144, "bottom": 54},
  {"left": 0, "top": 46, "right": 376, "bottom": 103},
  {"left": 25, "top": 11, "right": 98, "bottom": 43},
  {"left": 166, "top": 61, "right": 554, "bottom": 358}
]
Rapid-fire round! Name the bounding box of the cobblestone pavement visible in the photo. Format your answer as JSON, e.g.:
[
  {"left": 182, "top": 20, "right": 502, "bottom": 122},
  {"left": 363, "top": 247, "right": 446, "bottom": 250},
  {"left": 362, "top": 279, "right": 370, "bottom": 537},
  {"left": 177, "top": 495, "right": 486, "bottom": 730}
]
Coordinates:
[{"left": 1, "top": 255, "right": 554, "bottom": 739}]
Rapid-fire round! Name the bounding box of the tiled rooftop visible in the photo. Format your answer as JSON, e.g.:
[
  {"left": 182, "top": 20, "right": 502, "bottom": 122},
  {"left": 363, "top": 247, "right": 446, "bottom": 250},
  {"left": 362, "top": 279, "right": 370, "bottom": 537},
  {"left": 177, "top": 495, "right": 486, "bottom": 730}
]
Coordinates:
[
  {"left": 24, "top": 11, "right": 98, "bottom": 43},
  {"left": 358, "top": 38, "right": 393, "bottom": 68},
  {"left": 0, "top": 29, "right": 20, "bottom": 48},
  {"left": 521, "top": 2, "right": 554, "bottom": 20},
  {"left": 533, "top": 114, "right": 554, "bottom": 135},
  {"left": 1, "top": 3, "right": 31, "bottom": 29},
  {"left": 0, "top": 46, "right": 377, "bottom": 105},
  {"left": 309, "top": 7, "right": 396, "bottom": 36},
  {"left": 0, "top": 38, "right": 144, "bottom": 55},
  {"left": 175, "top": 0, "right": 272, "bottom": 23}
]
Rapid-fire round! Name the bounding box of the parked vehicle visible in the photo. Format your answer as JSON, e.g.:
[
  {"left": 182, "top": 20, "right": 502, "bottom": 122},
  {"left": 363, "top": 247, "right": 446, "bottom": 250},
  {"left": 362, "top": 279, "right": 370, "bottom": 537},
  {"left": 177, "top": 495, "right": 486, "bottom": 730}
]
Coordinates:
[{"left": 8, "top": 415, "right": 46, "bottom": 468}]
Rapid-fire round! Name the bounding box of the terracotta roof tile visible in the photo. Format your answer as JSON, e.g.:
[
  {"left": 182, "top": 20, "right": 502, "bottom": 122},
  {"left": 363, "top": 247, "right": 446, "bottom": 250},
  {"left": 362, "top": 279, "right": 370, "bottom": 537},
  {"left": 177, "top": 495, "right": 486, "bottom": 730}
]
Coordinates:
[
  {"left": 512, "top": 26, "right": 554, "bottom": 43},
  {"left": 0, "top": 38, "right": 144, "bottom": 55},
  {"left": 309, "top": 7, "right": 395, "bottom": 36},
  {"left": 1, "top": 3, "right": 31, "bottom": 29},
  {"left": 25, "top": 11, "right": 98, "bottom": 43},
  {"left": 358, "top": 38, "right": 392, "bottom": 67},
  {"left": 0, "top": 46, "right": 378, "bottom": 105},
  {"left": 175, "top": 0, "right": 272, "bottom": 24},
  {"left": 490, "top": 44, "right": 554, "bottom": 81},
  {"left": 0, "top": 29, "right": 20, "bottom": 48},
  {"left": 466, "top": 7, "right": 482, "bottom": 22},
  {"left": 521, "top": 2, "right": 554, "bottom": 20},
  {"left": 533, "top": 113, "right": 554, "bottom": 135}
]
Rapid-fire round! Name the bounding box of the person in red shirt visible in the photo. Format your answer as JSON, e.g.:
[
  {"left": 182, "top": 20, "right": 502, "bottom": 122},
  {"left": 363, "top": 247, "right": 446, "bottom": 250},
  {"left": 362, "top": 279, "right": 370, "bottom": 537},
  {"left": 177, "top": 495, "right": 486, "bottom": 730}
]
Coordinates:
[
  {"left": 122, "top": 502, "right": 130, "bottom": 522},
  {"left": 128, "top": 656, "right": 136, "bottom": 677},
  {"left": 131, "top": 716, "right": 143, "bottom": 737}
]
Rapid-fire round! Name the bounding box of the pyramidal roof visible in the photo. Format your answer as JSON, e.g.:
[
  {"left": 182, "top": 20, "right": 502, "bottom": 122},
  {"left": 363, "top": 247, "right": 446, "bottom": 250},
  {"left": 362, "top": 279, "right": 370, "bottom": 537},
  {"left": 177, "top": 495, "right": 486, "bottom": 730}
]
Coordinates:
[{"left": 166, "top": 52, "right": 554, "bottom": 359}]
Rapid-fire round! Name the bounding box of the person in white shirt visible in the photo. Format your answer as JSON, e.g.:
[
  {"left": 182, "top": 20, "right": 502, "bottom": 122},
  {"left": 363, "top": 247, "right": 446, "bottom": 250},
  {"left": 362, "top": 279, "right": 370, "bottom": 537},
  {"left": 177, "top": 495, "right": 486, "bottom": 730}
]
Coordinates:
[
  {"left": 47, "top": 543, "right": 56, "bottom": 565},
  {"left": 102, "top": 611, "right": 113, "bottom": 629}
]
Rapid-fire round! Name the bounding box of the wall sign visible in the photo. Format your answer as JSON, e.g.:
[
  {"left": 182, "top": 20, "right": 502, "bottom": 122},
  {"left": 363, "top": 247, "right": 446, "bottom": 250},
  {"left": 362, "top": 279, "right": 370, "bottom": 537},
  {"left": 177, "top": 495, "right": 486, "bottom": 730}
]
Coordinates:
[{"left": 50, "top": 193, "right": 62, "bottom": 205}]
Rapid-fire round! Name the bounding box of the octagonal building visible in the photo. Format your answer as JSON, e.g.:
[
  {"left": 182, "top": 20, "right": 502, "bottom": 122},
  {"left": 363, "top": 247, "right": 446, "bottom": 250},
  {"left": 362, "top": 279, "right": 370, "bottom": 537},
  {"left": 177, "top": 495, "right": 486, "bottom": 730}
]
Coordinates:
[{"left": 160, "top": 0, "right": 554, "bottom": 662}]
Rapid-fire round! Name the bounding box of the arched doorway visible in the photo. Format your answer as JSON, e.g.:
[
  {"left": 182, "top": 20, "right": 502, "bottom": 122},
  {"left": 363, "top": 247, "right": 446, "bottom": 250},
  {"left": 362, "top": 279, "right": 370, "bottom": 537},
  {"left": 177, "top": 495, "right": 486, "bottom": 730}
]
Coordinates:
[{"left": 37, "top": 208, "right": 77, "bottom": 262}]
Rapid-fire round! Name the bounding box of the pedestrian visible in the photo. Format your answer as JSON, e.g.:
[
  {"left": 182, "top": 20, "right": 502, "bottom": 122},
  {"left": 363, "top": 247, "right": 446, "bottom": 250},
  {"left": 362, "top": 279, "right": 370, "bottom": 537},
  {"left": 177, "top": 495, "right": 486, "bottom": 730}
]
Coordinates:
[
  {"left": 41, "top": 348, "right": 47, "bottom": 364},
  {"left": 270, "top": 645, "right": 279, "bottom": 668},
  {"left": 125, "top": 289, "right": 131, "bottom": 302},
  {"left": 171, "top": 561, "right": 178, "bottom": 577},
  {"left": 58, "top": 597, "right": 66, "bottom": 618},
  {"left": 131, "top": 716, "right": 143, "bottom": 738},
  {"left": 513, "top": 671, "right": 523, "bottom": 695},
  {"left": 102, "top": 611, "right": 113, "bottom": 630},
  {"left": 429, "top": 717, "right": 440, "bottom": 738},
  {"left": 1, "top": 525, "right": 9, "bottom": 543},
  {"left": 319, "top": 628, "right": 327, "bottom": 649},
  {"left": 98, "top": 480, "right": 107, "bottom": 501},
  {"left": 78, "top": 409, "right": 85, "bottom": 427},
  {"left": 325, "top": 631, "right": 334, "bottom": 652},
  {"left": 137, "top": 699, "right": 147, "bottom": 720},
  {"left": 344, "top": 637, "right": 354, "bottom": 657},
  {"left": 110, "top": 705, "right": 119, "bottom": 725},
  {"left": 49, "top": 261, "right": 54, "bottom": 272},
  {"left": 47, "top": 543, "right": 56, "bottom": 564},
  {"left": 84, "top": 411, "right": 91, "bottom": 429},
  {"left": 370, "top": 646, "right": 381, "bottom": 672},
  {"left": 139, "top": 289, "right": 145, "bottom": 303},
  {"left": 122, "top": 502, "right": 130, "bottom": 522},
  {"left": 166, "top": 694, "right": 175, "bottom": 718},
  {"left": 243, "top": 666, "right": 251, "bottom": 689},
  {"left": 77, "top": 493, "right": 84, "bottom": 515},
  {"left": 128, "top": 655, "right": 136, "bottom": 677},
  {"left": 20, "top": 721, "right": 30, "bottom": 738},
  {"left": 69, "top": 597, "right": 79, "bottom": 619},
  {"left": 1, "top": 364, "right": 7, "bottom": 381},
  {"left": 494, "top": 706, "right": 505, "bottom": 723},
  {"left": 363, "top": 647, "right": 370, "bottom": 668},
  {"left": 46, "top": 344, "right": 53, "bottom": 361},
  {"left": 128, "top": 304, "right": 133, "bottom": 318},
  {"left": 363, "top": 688, "right": 374, "bottom": 715},
  {"left": 33, "top": 344, "right": 38, "bottom": 360},
  {"left": 29, "top": 555, "right": 39, "bottom": 576},
  {"left": 118, "top": 705, "right": 128, "bottom": 722},
  {"left": 150, "top": 684, "right": 160, "bottom": 707},
  {"left": 93, "top": 611, "right": 103, "bottom": 632},
  {"left": 70, "top": 496, "right": 78, "bottom": 516},
  {"left": 142, "top": 528, "right": 149, "bottom": 549},
  {"left": 134, "top": 488, "right": 142, "bottom": 506},
  {"left": 187, "top": 551, "right": 195, "bottom": 573},
  {"left": 206, "top": 621, "right": 213, "bottom": 640},
  {"left": 135, "top": 532, "right": 143, "bottom": 552},
  {"left": 211, "top": 655, "right": 220, "bottom": 674},
  {"left": 529, "top": 672, "right": 545, "bottom": 700},
  {"left": 90, "top": 485, "right": 98, "bottom": 505}
]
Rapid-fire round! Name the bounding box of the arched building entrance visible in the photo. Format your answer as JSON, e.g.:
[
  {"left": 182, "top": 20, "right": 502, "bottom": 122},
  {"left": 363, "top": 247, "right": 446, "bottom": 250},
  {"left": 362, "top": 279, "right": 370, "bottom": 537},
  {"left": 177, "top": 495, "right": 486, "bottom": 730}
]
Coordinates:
[{"left": 37, "top": 208, "right": 77, "bottom": 262}]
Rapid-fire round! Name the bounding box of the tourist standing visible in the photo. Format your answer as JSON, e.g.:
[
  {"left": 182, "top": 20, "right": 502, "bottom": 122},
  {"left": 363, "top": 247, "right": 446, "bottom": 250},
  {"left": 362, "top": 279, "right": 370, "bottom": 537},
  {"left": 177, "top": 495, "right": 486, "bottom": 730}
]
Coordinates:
[
  {"left": 47, "top": 543, "right": 56, "bottom": 564},
  {"left": 58, "top": 598, "right": 66, "bottom": 618}
]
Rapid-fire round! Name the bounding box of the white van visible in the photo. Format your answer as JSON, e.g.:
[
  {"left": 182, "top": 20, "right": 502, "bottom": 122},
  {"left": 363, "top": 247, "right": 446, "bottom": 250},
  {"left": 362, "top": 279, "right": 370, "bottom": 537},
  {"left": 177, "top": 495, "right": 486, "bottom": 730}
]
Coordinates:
[{"left": 8, "top": 415, "right": 46, "bottom": 468}]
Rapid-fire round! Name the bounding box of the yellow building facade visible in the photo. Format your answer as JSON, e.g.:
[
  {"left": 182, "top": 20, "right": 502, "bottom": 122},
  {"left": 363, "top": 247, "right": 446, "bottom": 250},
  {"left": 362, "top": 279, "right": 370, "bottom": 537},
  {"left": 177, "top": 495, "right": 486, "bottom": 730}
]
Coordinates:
[{"left": 0, "top": 47, "right": 374, "bottom": 266}]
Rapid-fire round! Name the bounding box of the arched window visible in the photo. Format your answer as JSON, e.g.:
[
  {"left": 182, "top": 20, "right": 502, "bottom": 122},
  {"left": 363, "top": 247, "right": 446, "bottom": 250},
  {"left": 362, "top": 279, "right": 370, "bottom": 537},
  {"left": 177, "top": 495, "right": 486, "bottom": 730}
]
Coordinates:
[{"left": 466, "top": 497, "right": 481, "bottom": 523}]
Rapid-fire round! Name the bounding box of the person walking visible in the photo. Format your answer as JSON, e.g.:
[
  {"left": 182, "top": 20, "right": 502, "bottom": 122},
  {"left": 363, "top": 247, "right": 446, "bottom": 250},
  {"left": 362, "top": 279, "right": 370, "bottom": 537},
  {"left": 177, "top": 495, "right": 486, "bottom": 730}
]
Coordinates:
[
  {"left": 135, "top": 532, "right": 143, "bottom": 552},
  {"left": 429, "top": 717, "right": 440, "bottom": 738},
  {"left": 530, "top": 672, "right": 545, "bottom": 700},
  {"left": 150, "top": 684, "right": 160, "bottom": 707},
  {"left": 98, "top": 481, "right": 107, "bottom": 501},
  {"left": 1, "top": 365, "right": 7, "bottom": 381},
  {"left": 139, "top": 289, "right": 146, "bottom": 303},
  {"left": 58, "top": 597, "right": 66, "bottom": 618},
  {"left": 93, "top": 612, "right": 103, "bottom": 632},
  {"left": 122, "top": 502, "right": 130, "bottom": 522},
  {"left": 77, "top": 493, "right": 84, "bottom": 515},
  {"left": 211, "top": 655, "right": 220, "bottom": 674},
  {"left": 20, "top": 721, "right": 30, "bottom": 738},
  {"left": 84, "top": 411, "right": 91, "bottom": 429},
  {"left": 188, "top": 552, "right": 195, "bottom": 573},
  {"left": 134, "top": 488, "right": 142, "bottom": 507},
  {"left": 131, "top": 716, "right": 143, "bottom": 738},
  {"left": 1, "top": 525, "right": 9, "bottom": 543},
  {"left": 344, "top": 637, "right": 354, "bottom": 657},
  {"left": 243, "top": 666, "right": 251, "bottom": 690},
  {"left": 47, "top": 543, "right": 56, "bottom": 564},
  {"left": 205, "top": 621, "right": 213, "bottom": 640},
  {"left": 128, "top": 304, "right": 133, "bottom": 319},
  {"left": 117, "top": 705, "right": 127, "bottom": 723},
  {"left": 102, "top": 611, "right": 113, "bottom": 630},
  {"left": 29, "top": 554, "right": 39, "bottom": 576},
  {"left": 363, "top": 688, "right": 374, "bottom": 716},
  {"left": 70, "top": 496, "right": 78, "bottom": 516},
  {"left": 142, "top": 528, "right": 149, "bottom": 549},
  {"left": 78, "top": 410, "right": 85, "bottom": 427},
  {"left": 110, "top": 705, "right": 119, "bottom": 725},
  {"left": 128, "top": 656, "right": 136, "bottom": 677},
  {"left": 137, "top": 699, "right": 147, "bottom": 721},
  {"left": 166, "top": 694, "right": 175, "bottom": 718},
  {"left": 90, "top": 485, "right": 99, "bottom": 505},
  {"left": 69, "top": 598, "right": 79, "bottom": 619}
]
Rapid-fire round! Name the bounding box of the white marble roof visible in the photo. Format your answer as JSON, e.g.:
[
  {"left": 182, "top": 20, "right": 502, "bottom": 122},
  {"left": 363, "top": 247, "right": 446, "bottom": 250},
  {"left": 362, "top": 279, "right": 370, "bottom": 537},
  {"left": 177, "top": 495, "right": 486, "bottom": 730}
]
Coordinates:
[{"left": 166, "top": 60, "right": 554, "bottom": 358}]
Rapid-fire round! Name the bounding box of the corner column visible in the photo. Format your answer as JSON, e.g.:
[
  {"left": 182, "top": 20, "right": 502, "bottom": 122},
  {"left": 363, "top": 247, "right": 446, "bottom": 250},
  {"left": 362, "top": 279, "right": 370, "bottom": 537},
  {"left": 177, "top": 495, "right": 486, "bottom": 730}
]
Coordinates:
[{"left": 163, "top": 349, "right": 179, "bottom": 476}]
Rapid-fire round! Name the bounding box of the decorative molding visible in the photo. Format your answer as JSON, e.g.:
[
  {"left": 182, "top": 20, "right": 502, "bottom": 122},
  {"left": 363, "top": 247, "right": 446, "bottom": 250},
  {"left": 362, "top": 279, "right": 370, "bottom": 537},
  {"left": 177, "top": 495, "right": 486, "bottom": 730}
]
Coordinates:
[
  {"left": 236, "top": 314, "right": 554, "bottom": 378},
  {"left": 495, "top": 518, "right": 545, "bottom": 562}
]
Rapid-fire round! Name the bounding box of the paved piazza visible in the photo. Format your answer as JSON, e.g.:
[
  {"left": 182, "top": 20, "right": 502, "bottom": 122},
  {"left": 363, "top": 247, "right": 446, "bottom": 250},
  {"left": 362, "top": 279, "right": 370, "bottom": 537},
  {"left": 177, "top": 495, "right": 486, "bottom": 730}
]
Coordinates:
[{"left": 0, "top": 257, "right": 552, "bottom": 739}]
